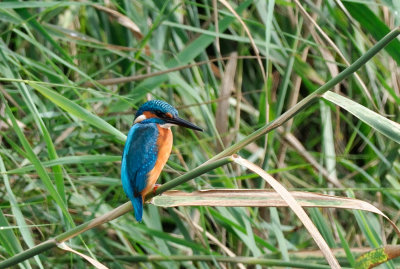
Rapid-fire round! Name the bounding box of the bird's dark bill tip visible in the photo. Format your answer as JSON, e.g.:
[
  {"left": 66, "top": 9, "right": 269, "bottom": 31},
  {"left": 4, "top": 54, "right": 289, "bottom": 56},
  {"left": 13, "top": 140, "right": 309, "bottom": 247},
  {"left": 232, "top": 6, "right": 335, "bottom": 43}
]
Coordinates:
[{"left": 166, "top": 116, "right": 203, "bottom": 131}]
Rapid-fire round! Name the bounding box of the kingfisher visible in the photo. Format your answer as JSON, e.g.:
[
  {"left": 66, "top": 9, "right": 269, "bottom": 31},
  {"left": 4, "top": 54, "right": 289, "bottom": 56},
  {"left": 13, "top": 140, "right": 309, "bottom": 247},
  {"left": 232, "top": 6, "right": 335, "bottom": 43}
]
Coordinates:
[{"left": 121, "top": 100, "right": 203, "bottom": 221}]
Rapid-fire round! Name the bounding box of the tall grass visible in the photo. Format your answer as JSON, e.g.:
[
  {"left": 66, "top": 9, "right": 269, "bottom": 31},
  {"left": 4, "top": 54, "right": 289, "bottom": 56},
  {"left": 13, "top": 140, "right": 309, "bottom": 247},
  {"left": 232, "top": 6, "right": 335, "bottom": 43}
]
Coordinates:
[{"left": 0, "top": 1, "right": 400, "bottom": 268}]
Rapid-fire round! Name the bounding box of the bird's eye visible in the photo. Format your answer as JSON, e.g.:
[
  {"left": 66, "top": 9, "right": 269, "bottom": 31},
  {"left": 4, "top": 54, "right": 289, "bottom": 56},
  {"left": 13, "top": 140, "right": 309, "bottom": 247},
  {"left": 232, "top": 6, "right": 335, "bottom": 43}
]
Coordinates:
[{"left": 155, "top": 110, "right": 165, "bottom": 118}]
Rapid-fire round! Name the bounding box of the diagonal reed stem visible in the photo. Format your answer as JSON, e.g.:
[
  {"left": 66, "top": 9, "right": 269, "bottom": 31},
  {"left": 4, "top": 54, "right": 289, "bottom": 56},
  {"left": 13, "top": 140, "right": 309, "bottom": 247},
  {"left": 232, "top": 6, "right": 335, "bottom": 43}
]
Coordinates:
[{"left": 207, "top": 26, "right": 400, "bottom": 162}]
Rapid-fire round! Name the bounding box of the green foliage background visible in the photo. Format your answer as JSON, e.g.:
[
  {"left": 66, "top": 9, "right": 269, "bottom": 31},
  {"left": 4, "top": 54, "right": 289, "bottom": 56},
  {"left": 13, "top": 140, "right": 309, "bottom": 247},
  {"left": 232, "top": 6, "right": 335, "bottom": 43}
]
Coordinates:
[{"left": 0, "top": 0, "right": 400, "bottom": 268}]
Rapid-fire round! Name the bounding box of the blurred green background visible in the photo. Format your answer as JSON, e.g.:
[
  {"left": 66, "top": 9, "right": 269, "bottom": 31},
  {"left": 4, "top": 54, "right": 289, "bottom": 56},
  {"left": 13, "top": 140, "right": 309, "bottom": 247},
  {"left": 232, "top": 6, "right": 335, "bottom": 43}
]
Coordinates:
[{"left": 0, "top": 0, "right": 400, "bottom": 268}]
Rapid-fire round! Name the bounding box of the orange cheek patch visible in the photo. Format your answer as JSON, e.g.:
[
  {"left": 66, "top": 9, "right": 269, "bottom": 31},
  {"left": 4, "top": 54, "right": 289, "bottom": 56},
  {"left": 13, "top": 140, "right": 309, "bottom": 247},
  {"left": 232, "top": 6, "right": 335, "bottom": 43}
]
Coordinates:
[
  {"left": 165, "top": 112, "right": 173, "bottom": 118},
  {"left": 143, "top": 111, "right": 156, "bottom": 118}
]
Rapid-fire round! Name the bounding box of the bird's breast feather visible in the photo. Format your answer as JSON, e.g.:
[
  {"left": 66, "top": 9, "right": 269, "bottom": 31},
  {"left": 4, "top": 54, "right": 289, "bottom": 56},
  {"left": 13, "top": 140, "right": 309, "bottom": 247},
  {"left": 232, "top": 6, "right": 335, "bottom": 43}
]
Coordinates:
[{"left": 122, "top": 124, "right": 159, "bottom": 195}]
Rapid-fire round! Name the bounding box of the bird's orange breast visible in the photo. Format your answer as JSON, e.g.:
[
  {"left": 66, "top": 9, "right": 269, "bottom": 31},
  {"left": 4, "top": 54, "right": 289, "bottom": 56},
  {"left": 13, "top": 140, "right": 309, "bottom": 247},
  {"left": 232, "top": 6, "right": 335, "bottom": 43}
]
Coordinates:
[{"left": 141, "top": 125, "right": 173, "bottom": 197}]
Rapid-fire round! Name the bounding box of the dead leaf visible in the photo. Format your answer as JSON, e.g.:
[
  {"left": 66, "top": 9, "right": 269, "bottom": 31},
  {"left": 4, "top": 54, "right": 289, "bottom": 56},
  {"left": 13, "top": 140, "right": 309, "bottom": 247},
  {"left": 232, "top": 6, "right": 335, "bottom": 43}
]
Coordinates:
[
  {"left": 233, "top": 156, "right": 341, "bottom": 268},
  {"left": 92, "top": 4, "right": 150, "bottom": 55},
  {"left": 92, "top": 4, "right": 142, "bottom": 39},
  {"left": 58, "top": 242, "right": 109, "bottom": 269},
  {"left": 218, "top": 0, "right": 265, "bottom": 81},
  {"left": 216, "top": 52, "right": 237, "bottom": 150},
  {"left": 355, "top": 245, "right": 400, "bottom": 269}
]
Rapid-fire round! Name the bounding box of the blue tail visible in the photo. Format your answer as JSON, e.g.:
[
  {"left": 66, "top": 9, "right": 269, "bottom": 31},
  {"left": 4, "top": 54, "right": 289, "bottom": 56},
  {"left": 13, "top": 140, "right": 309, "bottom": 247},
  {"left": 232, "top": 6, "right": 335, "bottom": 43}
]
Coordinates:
[{"left": 132, "top": 195, "right": 143, "bottom": 222}]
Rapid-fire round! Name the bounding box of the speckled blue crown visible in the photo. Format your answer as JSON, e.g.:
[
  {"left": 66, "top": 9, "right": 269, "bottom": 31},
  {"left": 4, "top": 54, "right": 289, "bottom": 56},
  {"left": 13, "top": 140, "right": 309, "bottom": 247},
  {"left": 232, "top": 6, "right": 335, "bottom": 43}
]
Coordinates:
[{"left": 135, "top": 100, "right": 178, "bottom": 118}]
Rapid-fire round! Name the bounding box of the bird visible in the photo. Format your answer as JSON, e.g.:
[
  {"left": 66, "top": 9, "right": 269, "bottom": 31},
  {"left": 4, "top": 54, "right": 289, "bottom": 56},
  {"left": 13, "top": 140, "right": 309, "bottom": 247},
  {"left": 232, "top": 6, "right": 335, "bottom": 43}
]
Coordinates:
[{"left": 121, "top": 100, "right": 203, "bottom": 222}]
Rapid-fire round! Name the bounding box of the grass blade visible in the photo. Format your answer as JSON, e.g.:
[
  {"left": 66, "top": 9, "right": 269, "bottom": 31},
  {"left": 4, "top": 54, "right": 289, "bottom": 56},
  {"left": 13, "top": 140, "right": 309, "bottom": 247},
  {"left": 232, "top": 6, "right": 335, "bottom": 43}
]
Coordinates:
[
  {"left": 7, "top": 155, "right": 121, "bottom": 174},
  {"left": 0, "top": 156, "right": 233, "bottom": 267},
  {"left": 322, "top": 91, "right": 400, "bottom": 144},
  {"left": 355, "top": 246, "right": 400, "bottom": 269},
  {"left": 233, "top": 156, "right": 341, "bottom": 268},
  {"left": 343, "top": 2, "right": 400, "bottom": 65},
  {"left": 57, "top": 243, "right": 108, "bottom": 269},
  {"left": 208, "top": 27, "right": 400, "bottom": 161},
  {"left": 0, "top": 155, "right": 43, "bottom": 269},
  {"left": 29, "top": 82, "right": 126, "bottom": 142},
  {"left": 3, "top": 99, "right": 73, "bottom": 225}
]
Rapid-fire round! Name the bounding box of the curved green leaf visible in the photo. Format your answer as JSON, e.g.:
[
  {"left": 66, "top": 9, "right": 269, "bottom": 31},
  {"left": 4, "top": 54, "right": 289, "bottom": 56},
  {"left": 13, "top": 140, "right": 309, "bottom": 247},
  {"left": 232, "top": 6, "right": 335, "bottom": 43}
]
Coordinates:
[
  {"left": 323, "top": 91, "right": 400, "bottom": 144},
  {"left": 29, "top": 82, "right": 126, "bottom": 142},
  {"left": 7, "top": 155, "right": 121, "bottom": 174}
]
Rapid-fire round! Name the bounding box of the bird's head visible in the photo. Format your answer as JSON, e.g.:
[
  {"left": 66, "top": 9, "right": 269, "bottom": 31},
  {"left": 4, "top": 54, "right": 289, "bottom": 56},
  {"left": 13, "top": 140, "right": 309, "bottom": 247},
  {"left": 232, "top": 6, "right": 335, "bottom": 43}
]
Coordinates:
[{"left": 134, "top": 100, "right": 203, "bottom": 131}]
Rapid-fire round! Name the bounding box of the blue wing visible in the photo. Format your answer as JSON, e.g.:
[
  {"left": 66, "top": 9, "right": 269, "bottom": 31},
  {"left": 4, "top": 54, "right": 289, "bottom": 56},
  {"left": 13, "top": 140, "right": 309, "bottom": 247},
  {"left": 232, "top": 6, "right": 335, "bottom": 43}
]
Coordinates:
[{"left": 121, "top": 123, "right": 158, "bottom": 221}]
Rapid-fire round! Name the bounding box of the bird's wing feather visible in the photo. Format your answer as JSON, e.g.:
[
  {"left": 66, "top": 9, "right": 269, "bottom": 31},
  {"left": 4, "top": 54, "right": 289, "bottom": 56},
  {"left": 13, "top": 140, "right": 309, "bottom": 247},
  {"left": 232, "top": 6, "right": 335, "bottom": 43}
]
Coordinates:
[{"left": 121, "top": 124, "right": 158, "bottom": 198}]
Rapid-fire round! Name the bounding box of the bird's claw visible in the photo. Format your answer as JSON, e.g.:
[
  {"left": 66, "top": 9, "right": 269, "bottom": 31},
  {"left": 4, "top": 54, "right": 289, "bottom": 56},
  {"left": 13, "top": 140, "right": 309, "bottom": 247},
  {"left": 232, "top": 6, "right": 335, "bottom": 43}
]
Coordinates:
[{"left": 153, "top": 184, "right": 161, "bottom": 194}]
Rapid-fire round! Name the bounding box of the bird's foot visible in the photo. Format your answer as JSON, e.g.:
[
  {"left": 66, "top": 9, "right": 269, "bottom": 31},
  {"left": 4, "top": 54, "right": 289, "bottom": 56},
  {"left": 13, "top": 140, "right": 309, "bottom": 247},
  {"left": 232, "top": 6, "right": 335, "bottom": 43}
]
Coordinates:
[{"left": 153, "top": 184, "right": 161, "bottom": 194}]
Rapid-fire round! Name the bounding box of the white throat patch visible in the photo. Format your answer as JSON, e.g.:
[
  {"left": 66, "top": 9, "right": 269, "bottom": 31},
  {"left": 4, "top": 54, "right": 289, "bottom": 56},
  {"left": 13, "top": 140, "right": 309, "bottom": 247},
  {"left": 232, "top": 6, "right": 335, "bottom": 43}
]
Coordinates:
[
  {"left": 160, "top": 123, "right": 176, "bottom": 129},
  {"left": 133, "top": 114, "right": 146, "bottom": 124}
]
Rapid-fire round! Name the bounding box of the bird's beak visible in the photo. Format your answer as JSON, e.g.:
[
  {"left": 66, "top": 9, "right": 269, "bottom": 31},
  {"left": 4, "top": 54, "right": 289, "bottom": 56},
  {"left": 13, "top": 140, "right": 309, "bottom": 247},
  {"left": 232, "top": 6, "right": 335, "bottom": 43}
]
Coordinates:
[{"left": 165, "top": 116, "right": 203, "bottom": 131}]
